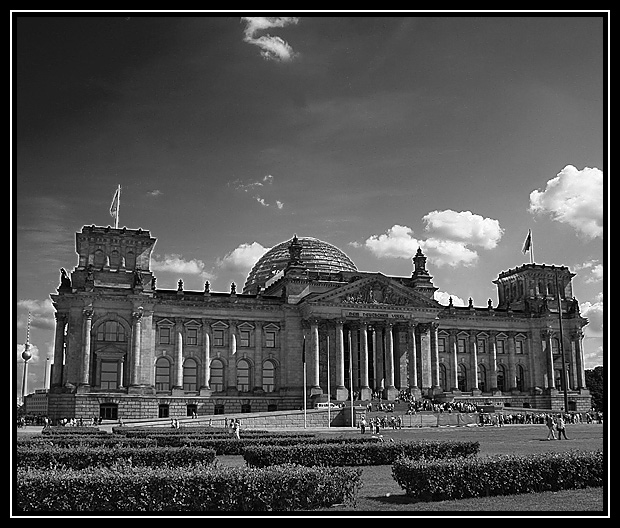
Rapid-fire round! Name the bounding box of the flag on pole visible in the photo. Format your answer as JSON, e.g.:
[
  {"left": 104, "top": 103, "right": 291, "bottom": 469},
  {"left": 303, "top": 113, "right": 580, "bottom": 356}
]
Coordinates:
[
  {"left": 110, "top": 185, "right": 121, "bottom": 228},
  {"left": 522, "top": 229, "right": 532, "bottom": 254}
]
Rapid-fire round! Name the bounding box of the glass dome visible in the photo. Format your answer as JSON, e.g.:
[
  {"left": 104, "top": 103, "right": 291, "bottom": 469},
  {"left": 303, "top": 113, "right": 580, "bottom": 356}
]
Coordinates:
[{"left": 243, "top": 236, "right": 357, "bottom": 293}]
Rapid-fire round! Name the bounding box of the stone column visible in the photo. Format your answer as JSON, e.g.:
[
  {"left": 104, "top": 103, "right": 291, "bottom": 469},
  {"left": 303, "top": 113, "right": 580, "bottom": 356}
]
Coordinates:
[
  {"left": 431, "top": 322, "right": 441, "bottom": 392},
  {"left": 119, "top": 357, "right": 125, "bottom": 388},
  {"left": 408, "top": 322, "right": 420, "bottom": 394},
  {"left": 469, "top": 331, "right": 479, "bottom": 393},
  {"left": 130, "top": 309, "right": 143, "bottom": 386},
  {"left": 419, "top": 323, "right": 432, "bottom": 394},
  {"left": 200, "top": 323, "right": 211, "bottom": 395},
  {"left": 359, "top": 321, "right": 372, "bottom": 400},
  {"left": 52, "top": 313, "right": 66, "bottom": 387},
  {"left": 384, "top": 322, "right": 398, "bottom": 400},
  {"left": 370, "top": 326, "right": 378, "bottom": 391},
  {"left": 507, "top": 332, "right": 517, "bottom": 391},
  {"left": 310, "top": 319, "right": 322, "bottom": 394},
  {"left": 449, "top": 330, "right": 459, "bottom": 391},
  {"left": 335, "top": 320, "right": 348, "bottom": 400},
  {"left": 228, "top": 321, "right": 237, "bottom": 392},
  {"left": 79, "top": 308, "right": 93, "bottom": 388},
  {"left": 174, "top": 325, "right": 183, "bottom": 390},
  {"left": 489, "top": 332, "right": 499, "bottom": 392},
  {"left": 571, "top": 330, "right": 585, "bottom": 389},
  {"left": 253, "top": 321, "right": 263, "bottom": 391}
]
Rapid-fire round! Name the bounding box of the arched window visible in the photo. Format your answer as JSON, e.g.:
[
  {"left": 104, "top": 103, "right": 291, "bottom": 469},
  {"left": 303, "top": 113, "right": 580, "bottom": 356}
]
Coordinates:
[
  {"left": 516, "top": 364, "right": 525, "bottom": 392},
  {"left": 109, "top": 249, "right": 121, "bottom": 269},
  {"left": 237, "top": 359, "right": 251, "bottom": 392},
  {"left": 262, "top": 360, "right": 276, "bottom": 393},
  {"left": 125, "top": 250, "right": 136, "bottom": 270},
  {"left": 457, "top": 364, "right": 467, "bottom": 392},
  {"left": 478, "top": 364, "right": 486, "bottom": 393},
  {"left": 439, "top": 363, "right": 447, "bottom": 391},
  {"left": 183, "top": 358, "right": 198, "bottom": 392},
  {"left": 210, "top": 359, "right": 224, "bottom": 392},
  {"left": 555, "top": 369, "right": 564, "bottom": 390},
  {"left": 497, "top": 365, "right": 506, "bottom": 392},
  {"left": 96, "top": 320, "right": 126, "bottom": 342},
  {"left": 94, "top": 249, "right": 105, "bottom": 269},
  {"left": 155, "top": 357, "right": 171, "bottom": 391}
]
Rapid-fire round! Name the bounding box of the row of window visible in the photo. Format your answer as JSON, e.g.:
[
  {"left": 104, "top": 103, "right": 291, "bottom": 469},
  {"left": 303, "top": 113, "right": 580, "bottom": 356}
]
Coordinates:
[
  {"left": 100, "top": 402, "right": 273, "bottom": 420},
  {"left": 158, "top": 327, "right": 278, "bottom": 348},
  {"left": 94, "top": 321, "right": 279, "bottom": 348},
  {"left": 437, "top": 337, "right": 529, "bottom": 354}
]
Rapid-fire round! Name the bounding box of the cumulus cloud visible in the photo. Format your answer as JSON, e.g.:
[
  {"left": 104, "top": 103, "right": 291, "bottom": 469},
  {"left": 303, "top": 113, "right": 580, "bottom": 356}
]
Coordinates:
[
  {"left": 16, "top": 299, "right": 55, "bottom": 331},
  {"left": 422, "top": 210, "right": 504, "bottom": 249},
  {"left": 151, "top": 254, "right": 212, "bottom": 279},
  {"left": 240, "top": 17, "right": 300, "bottom": 62},
  {"left": 574, "top": 260, "right": 604, "bottom": 283},
  {"left": 215, "top": 242, "right": 270, "bottom": 275},
  {"left": 434, "top": 291, "right": 466, "bottom": 306},
  {"left": 356, "top": 210, "right": 503, "bottom": 267},
  {"left": 580, "top": 298, "right": 604, "bottom": 338},
  {"left": 529, "top": 165, "right": 603, "bottom": 239}
]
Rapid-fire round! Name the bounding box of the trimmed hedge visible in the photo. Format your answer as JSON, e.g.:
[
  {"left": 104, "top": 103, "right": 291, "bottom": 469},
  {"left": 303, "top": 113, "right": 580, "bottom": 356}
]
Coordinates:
[
  {"left": 41, "top": 426, "right": 107, "bottom": 436},
  {"left": 244, "top": 440, "right": 479, "bottom": 467},
  {"left": 392, "top": 449, "right": 604, "bottom": 501},
  {"left": 15, "top": 463, "right": 362, "bottom": 512},
  {"left": 16, "top": 444, "right": 216, "bottom": 470},
  {"left": 17, "top": 436, "right": 157, "bottom": 449}
]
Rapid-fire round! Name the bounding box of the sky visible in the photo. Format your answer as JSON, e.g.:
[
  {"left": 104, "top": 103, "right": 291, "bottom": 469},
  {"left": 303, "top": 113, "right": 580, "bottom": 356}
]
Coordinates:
[{"left": 12, "top": 12, "right": 607, "bottom": 400}]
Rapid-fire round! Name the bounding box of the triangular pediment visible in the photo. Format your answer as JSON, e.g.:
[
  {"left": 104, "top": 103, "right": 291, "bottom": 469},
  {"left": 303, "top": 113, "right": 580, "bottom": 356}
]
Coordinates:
[{"left": 304, "top": 273, "right": 441, "bottom": 309}]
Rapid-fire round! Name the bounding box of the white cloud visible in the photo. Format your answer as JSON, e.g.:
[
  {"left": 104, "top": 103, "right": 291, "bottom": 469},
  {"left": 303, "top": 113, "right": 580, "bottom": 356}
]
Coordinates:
[
  {"left": 580, "top": 298, "right": 604, "bottom": 338},
  {"left": 16, "top": 299, "right": 55, "bottom": 331},
  {"left": 422, "top": 209, "right": 504, "bottom": 249},
  {"left": 434, "top": 291, "right": 466, "bottom": 306},
  {"left": 529, "top": 165, "right": 603, "bottom": 239},
  {"left": 363, "top": 225, "right": 420, "bottom": 259},
  {"left": 151, "top": 254, "right": 211, "bottom": 278},
  {"left": 575, "top": 260, "right": 603, "bottom": 283},
  {"left": 276, "top": 200, "right": 284, "bottom": 209},
  {"left": 147, "top": 189, "right": 163, "bottom": 197},
  {"left": 216, "top": 242, "right": 270, "bottom": 275},
  {"left": 358, "top": 210, "right": 503, "bottom": 268},
  {"left": 421, "top": 237, "right": 479, "bottom": 267},
  {"left": 240, "top": 17, "right": 300, "bottom": 62},
  {"left": 230, "top": 175, "right": 282, "bottom": 208}
]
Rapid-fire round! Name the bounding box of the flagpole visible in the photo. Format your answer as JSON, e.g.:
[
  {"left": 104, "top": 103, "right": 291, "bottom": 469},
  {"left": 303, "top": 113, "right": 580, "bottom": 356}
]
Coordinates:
[
  {"left": 302, "top": 336, "right": 307, "bottom": 429},
  {"left": 115, "top": 185, "right": 120, "bottom": 229},
  {"left": 327, "top": 335, "right": 331, "bottom": 428},
  {"left": 530, "top": 231, "right": 534, "bottom": 264}
]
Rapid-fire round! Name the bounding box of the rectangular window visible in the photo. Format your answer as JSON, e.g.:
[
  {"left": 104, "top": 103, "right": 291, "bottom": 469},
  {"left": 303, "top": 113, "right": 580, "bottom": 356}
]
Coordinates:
[
  {"left": 437, "top": 337, "right": 446, "bottom": 353},
  {"left": 477, "top": 339, "right": 486, "bottom": 354},
  {"left": 265, "top": 331, "right": 276, "bottom": 348},
  {"left": 515, "top": 340, "right": 523, "bottom": 354},
  {"left": 159, "top": 327, "right": 171, "bottom": 345},
  {"left": 213, "top": 329, "right": 225, "bottom": 347},
  {"left": 187, "top": 328, "right": 198, "bottom": 346},
  {"left": 239, "top": 330, "right": 250, "bottom": 348},
  {"left": 458, "top": 338, "right": 466, "bottom": 353},
  {"left": 100, "top": 361, "right": 118, "bottom": 389},
  {"left": 497, "top": 340, "right": 505, "bottom": 354}
]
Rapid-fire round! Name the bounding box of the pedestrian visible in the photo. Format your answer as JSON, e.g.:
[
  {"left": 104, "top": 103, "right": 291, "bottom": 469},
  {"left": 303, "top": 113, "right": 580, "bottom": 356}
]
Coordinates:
[
  {"left": 360, "top": 417, "right": 367, "bottom": 434},
  {"left": 556, "top": 415, "right": 569, "bottom": 439},
  {"left": 233, "top": 419, "right": 241, "bottom": 439},
  {"left": 545, "top": 413, "right": 557, "bottom": 440}
]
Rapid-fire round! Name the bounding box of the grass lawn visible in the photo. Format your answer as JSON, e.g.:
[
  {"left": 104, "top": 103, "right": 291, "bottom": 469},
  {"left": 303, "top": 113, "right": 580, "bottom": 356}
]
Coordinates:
[{"left": 219, "top": 423, "right": 607, "bottom": 514}]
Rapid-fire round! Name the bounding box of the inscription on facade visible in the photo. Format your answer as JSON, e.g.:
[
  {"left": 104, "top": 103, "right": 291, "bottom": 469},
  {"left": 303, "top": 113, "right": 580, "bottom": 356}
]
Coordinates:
[{"left": 342, "top": 309, "right": 412, "bottom": 320}]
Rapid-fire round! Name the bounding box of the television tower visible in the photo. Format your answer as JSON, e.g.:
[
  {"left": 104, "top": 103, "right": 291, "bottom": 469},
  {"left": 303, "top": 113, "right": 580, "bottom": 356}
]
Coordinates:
[{"left": 21, "top": 312, "right": 33, "bottom": 401}]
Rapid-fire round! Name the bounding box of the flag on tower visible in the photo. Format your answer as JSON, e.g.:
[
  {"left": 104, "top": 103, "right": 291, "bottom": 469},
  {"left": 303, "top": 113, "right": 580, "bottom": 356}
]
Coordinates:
[
  {"left": 522, "top": 229, "right": 532, "bottom": 254},
  {"left": 110, "top": 185, "right": 121, "bottom": 228}
]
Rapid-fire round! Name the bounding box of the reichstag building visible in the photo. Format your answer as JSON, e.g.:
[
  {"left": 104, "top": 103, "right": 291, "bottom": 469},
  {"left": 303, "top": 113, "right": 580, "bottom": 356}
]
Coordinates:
[{"left": 47, "top": 224, "right": 591, "bottom": 421}]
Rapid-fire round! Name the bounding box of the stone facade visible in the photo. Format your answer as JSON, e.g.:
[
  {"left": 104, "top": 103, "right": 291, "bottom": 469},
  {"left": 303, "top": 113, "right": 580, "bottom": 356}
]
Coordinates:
[{"left": 46, "top": 225, "right": 591, "bottom": 422}]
